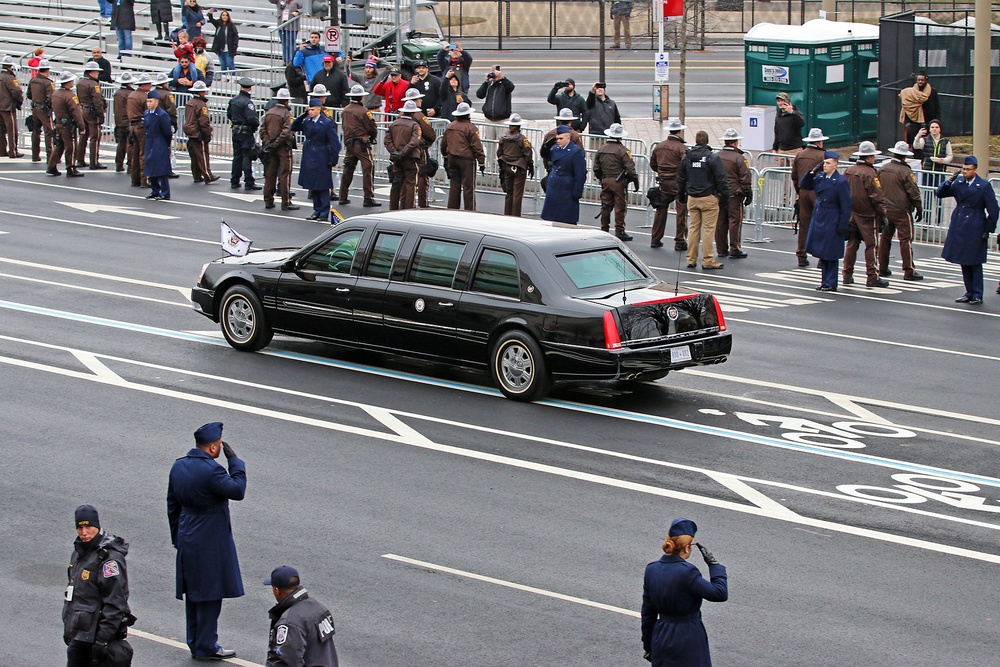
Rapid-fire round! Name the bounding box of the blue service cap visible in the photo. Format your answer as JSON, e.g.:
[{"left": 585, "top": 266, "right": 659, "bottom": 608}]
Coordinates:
[
  {"left": 147, "top": 90, "right": 160, "bottom": 99},
  {"left": 668, "top": 518, "right": 698, "bottom": 538},
  {"left": 308, "top": 97, "right": 324, "bottom": 107},
  {"left": 264, "top": 565, "right": 300, "bottom": 588},
  {"left": 824, "top": 150, "right": 839, "bottom": 160},
  {"left": 555, "top": 124, "right": 571, "bottom": 135},
  {"left": 194, "top": 421, "right": 223, "bottom": 445},
  {"left": 964, "top": 155, "right": 978, "bottom": 166}
]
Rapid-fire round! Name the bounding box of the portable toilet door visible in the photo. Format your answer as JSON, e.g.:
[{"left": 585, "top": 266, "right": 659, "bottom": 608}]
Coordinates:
[
  {"left": 855, "top": 38, "right": 879, "bottom": 140},
  {"left": 744, "top": 23, "right": 813, "bottom": 118}
]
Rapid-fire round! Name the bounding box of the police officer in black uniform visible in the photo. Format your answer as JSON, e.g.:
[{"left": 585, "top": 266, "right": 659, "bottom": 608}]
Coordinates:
[
  {"left": 265, "top": 566, "right": 338, "bottom": 667},
  {"left": 227, "top": 77, "right": 261, "bottom": 190},
  {"left": 64, "top": 505, "right": 134, "bottom": 667}
]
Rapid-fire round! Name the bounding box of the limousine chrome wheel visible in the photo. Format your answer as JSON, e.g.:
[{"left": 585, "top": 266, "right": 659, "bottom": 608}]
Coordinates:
[
  {"left": 491, "top": 331, "right": 550, "bottom": 402},
  {"left": 220, "top": 285, "right": 273, "bottom": 352}
]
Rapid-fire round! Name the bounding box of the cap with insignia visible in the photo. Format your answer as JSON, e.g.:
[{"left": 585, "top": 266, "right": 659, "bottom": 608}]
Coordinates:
[
  {"left": 555, "top": 124, "right": 571, "bottom": 135},
  {"left": 57, "top": 71, "right": 76, "bottom": 84},
  {"left": 505, "top": 113, "right": 523, "bottom": 126},
  {"left": 401, "top": 99, "right": 420, "bottom": 113},
  {"left": 775, "top": 91, "right": 790, "bottom": 102},
  {"left": 83, "top": 61, "right": 101, "bottom": 73},
  {"left": 153, "top": 72, "right": 169, "bottom": 86},
  {"left": 75, "top": 504, "right": 100, "bottom": 529},
  {"left": 117, "top": 72, "right": 135, "bottom": 84},
  {"left": 964, "top": 155, "right": 978, "bottom": 166},
  {"left": 453, "top": 102, "right": 473, "bottom": 116},
  {"left": 310, "top": 83, "right": 329, "bottom": 97},
  {"left": 1, "top": 55, "right": 14, "bottom": 67},
  {"left": 190, "top": 80, "right": 208, "bottom": 92},
  {"left": 553, "top": 108, "right": 576, "bottom": 122},
  {"left": 37, "top": 58, "right": 50, "bottom": 70},
  {"left": 346, "top": 84, "right": 365, "bottom": 97},
  {"left": 804, "top": 127, "right": 829, "bottom": 143},
  {"left": 856, "top": 141, "right": 878, "bottom": 156},
  {"left": 135, "top": 73, "right": 152, "bottom": 85},
  {"left": 147, "top": 89, "right": 160, "bottom": 99},
  {"left": 824, "top": 150, "right": 840, "bottom": 160},
  {"left": 194, "top": 421, "right": 223, "bottom": 445},
  {"left": 404, "top": 87, "right": 423, "bottom": 100},
  {"left": 719, "top": 128, "right": 742, "bottom": 142},
  {"left": 666, "top": 117, "right": 686, "bottom": 132},
  {"left": 668, "top": 517, "right": 697, "bottom": 538},
  {"left": 308, "top": 97, "right": 324, "bottom": 107},
  {"left": 389, "top": 67, "right": 401, "bottom": 75},
  {"left": 238, "top": 77, "right": 254, "bottom": 87},
  {"left": 604, "top": 123, "right": 628, "bottom": 139},
  {"left": 273, "top": 87, "right": 291, "bottom": 100},
  {"left": 886, "top": 141, "right": 913, "bottom": 157},
  {"left": 264, "top": 565, "right": 301, "bottom": 588}
]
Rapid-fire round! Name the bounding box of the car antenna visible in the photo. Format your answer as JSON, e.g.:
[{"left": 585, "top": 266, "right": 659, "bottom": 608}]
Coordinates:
[{"left": 673, "top": 235, "right": 683, "bottom": 296}]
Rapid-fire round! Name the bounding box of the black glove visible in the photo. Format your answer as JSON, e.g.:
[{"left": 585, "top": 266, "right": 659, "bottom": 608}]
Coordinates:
[
  {"left": 527, "top": 165, "right": 535, "bottom": 179},
  {"left": 643, "top": 650, "right": 652, "bottom": 662},
  {"left": 948, "top": 170, "right": 959, "bottom": 184},
  {"left": 719, "top": 195, "right": 729, "bottom": 208},
  {"left": 914, "top": 208, "right": 922, "bottom": 222},
  {"left": 744, "top": 191, "right": 753, "bottom": 207},
  {"left": 222, "top": 440, "right": 237, "bottom": 459},
  {"left": 878, "top": 217, "right": 888, "bottom": 234},
  {"left": 479, "top": 163, "right": 486, "bottom": 175},
  {"left": 812, "top": 163, "right": 823, "bottom": 174},
  {"left": 696, "top": 543, "right": 719, "bottom": 566},
  {"left": 91, "top": 642, "right": 108, "bottom": 661},
  {"left": 631, "top": 178, "right": 640, "bottom": 192}
]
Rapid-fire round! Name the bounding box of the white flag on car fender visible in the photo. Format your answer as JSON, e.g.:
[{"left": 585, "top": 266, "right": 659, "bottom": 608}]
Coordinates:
[{"left": 221, "top": 221, "right": 252, "bottom": 257}]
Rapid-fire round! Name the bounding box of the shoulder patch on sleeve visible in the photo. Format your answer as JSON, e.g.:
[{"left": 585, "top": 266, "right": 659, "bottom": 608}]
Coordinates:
[
  {"left": 366, "top": 111, "right": 374, "bottom": 120},
  {"left": 94, "top": 84, "right": 101, "bottom": 94},
  {"left": 247, "top": 102, "right": 255, "bottom": 111},
  {"left": 102, "top": 560, "right": 120, "bottom": 578},
  {"left": 910, "top": 173, "right": 917, "bottom": 183},
  {"left": 626, "top": 148, "right": 632, "bottom": 157},
  {"left": 523, "top": 138, "right": 531, "bottom": 148},
  {"left": 72, "top": 95, "right": 79, "bottom": 104},
  {"left": 275, "top": 625, "right": 288, "bottom": 645},
  {"left": 873, "top": 177, "right": 881, "bottom": 189}
]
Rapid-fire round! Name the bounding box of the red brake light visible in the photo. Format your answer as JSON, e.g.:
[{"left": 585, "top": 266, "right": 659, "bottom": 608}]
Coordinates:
[
  {"left": 712, "top": 296, "right": 727, "bottom": 332},
  {"left": 603, "top": 311, "right": 622, "bottom": 349}
]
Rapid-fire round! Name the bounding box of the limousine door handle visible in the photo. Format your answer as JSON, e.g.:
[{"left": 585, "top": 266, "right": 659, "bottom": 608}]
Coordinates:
[
  {"left": 335, "top": 287, "right": 351, "bottom": 293},
  {"left": 438, "top": 301, "right": 455, "bottom": 307}
]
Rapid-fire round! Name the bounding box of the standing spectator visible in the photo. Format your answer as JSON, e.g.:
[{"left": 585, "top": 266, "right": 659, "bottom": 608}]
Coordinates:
[
  {"left": 207, "top": 9, "right": 239, "bottom": 73},
  {"left": 291, "top": 98, "right": 341, "bottom": 220},
  {"left": 28, "top": 48, "right": 44, "bottom": 77},
  {"left": 912, "top": 119, "right": 951, "bottom": 225},
  {"left": 937, "top": 156, "right": 999, "bottom": 304},
  {"left": 349, "top": 56, "right": 386, "bottom": 110},
  {"left": 170, "top": 54, "right": 202, "bottom": 92},
  {"left": 790, "top": 127, "right": 828, "bottom": 267},
  {"left": 715, "top": 128, "right": 752, "bottom": 259},
  {"left": 97, "top": 0, "right": 113, "bottom": 20},
  {"left": 800, "top": 151, "right": 852, "bottom": 291},
  {"left": 284, "top": 58, "right": 308, "bottom": 105},
  {"left": 772, "top": 91, "right": 804, "bottom": 156},
  {"left": 640, "top": 519, "right": 728, "bottom": 667},
  {"left": 269, "top": 0, "right": 304, "bottom": 65},
  {"left": 264, "top": 566, "right": 339, "bottom": 667},
  {"left": 409, "top": 60, "right": 441, "bottom": 117},
  {"left": 63, "top": 505, "right": 133, "bottom": 667},
  {"left": 227, "top": 77, "right": 260, "bottom": 190},
  {"left": 374, "top": 67, "right": 409, "bottom": 115},
  {"left": 497, "top": 113, "right": 533, "bottom": 217},
  {"left": 438, "top": 72, "right": 470, "bottom": 121},
  {"left": 547, "top": 79, "right": 587, "bottom": 132},
  {"left": 610, "top": 1, "right": 633, "bottom": 49},
  {"left": 48, "top": 71, "right": 85, "bottom": 178},
  {"left": 843, "top": 141, "right": 889, "bottom": 288},
  {"left": 678, "top": 130, "right": 730, "bottom": 270},
  {"left": 441, "top": 102, "right": 485, "bottom": 210},
  {"left": 594, "top": 123, "right": 639, "bottom": 241},
  {"left": 182, "top": 0, "right": 205, "bottom": 39},
  {"left": 191, "top": 37, "right": 215, "bottom": 86},
  {"left": 384, "top": 99, "right": 423, "bottom": 210},
  {"left": 74, "top": 61, "right": 107, "bottom": 170},
  {"left": 293, "top": 31, "right": 325, "bottom": 85},
  {"left": 899, "top": 71, "right": 939, "bottom": 157},
  {"left": 150, "top": 0, "right": 172, "bottom": 41},
  {"left": 167, "top": 422, "right": 245, "bottom": 662},
  {"left": 143, "top": 90, "right": 173, "bottom": 199},
  {"left": 0, "top": 55, "right": 24, "bottom": 159},
  {"left": 649, "top": 118, "right": 689, "bottom": 250},
  {"left": 585, "top": 82, "right": 621, "bottom": 138},
  {"left": 878, "top": 141, "right": 924, "bottom": 281},
  {"left": 260, "top": 88, "right": 298, "bottom": 210},
  {"left": 339, "top": 84, "right": 379, "bottom": 207},
  {"left": 437, "top": 43, "right": 473, "bottom": 94},
  {"left": 311, "top": 54, "right": 350, "bottom": 108},
  {"left": 89, "top": 46, "right": 113, "bottom": 83},
  {"left": 540, "top": 125, "right": 587, "bottom": 224},
  {"left": 184, "top": 80, "right": 219, "bottom": 183},
  {"left": 110, "top": 0, "right": 136, "bottom": 60},
  {"left": 112, "top": 72, "right": 134, "bottom": 172},
  {"left": 476, "top": 64, "right": 514, "bottom": 124}
]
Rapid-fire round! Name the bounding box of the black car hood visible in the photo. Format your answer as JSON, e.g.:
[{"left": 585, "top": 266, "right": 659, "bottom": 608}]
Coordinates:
[{"left": 219, "top": 248, "right": 299, "bottom": 266}]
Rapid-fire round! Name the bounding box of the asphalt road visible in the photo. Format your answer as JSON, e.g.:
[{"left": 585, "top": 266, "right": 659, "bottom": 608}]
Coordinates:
[{"left": 2, "top": 152, "right": 998, "bottom": 667}]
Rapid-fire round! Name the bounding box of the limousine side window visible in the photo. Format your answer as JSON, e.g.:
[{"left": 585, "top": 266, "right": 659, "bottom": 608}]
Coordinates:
[
  {"left": 365, "top": 232, "right": 404, "bottom": 279},
  {"left": 300, "top": 230, "right": 364, "bottom": 274},
  {"left": 555, "top": 248, "right": 646, "bottom": 290},
  {"left": 408, "top": 238, "right": 466, "bottom": 288},
  {"left": 470, "top": 248, "right": 520, "bottom": 298}
]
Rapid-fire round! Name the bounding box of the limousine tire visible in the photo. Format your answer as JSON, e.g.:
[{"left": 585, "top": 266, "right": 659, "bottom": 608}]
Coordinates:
[
  {"left": 491, "top": 331, "right": 550, "bottom": 402},
  {"left": 220, "top": 285, "right": 273, "bottom": 352}
]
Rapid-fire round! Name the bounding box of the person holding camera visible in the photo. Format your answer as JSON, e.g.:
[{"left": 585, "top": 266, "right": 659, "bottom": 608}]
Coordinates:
[
  {"left": 640, "top": 519, "right": 728, "bottom": 667},
  {"left": 476, "top": 64, "right": 514, "bottom": 141},
  {"left": 547, "top": 79, "right": 587, "bottom": 132},
  {"left": 64, "top": 505, "right": 134, "bottom": 667},
  {"left": 436, "top": 43, "right": 473, "bottom": 94}
]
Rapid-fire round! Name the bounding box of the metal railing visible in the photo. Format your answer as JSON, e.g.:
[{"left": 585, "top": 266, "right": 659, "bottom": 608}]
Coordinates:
[{"left": 16, "top": 15, "right": 106, "bottom": 66}]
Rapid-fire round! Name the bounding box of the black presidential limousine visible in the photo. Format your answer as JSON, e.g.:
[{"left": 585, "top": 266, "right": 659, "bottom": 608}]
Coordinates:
[{"left": 191, "top": 211, "right": 732, "bottom": 401}]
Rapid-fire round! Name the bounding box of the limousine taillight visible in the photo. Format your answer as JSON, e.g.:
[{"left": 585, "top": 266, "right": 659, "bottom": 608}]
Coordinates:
[
  {"left": 713, "top": 296, "right": 727, "bottom": 333},
  {"left": 603, "top": 311, "right": 623, "bottom": 350}
]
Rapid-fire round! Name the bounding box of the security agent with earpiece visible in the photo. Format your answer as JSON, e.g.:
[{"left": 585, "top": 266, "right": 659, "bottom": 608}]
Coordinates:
[
  {"left": 265, "top": 566, "right": 339, "bottom": 667},
  {"left": 64, "top": 505, "right": 134, "bottom": 667}
]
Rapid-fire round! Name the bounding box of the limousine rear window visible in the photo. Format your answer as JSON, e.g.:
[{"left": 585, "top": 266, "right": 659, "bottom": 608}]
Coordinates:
[
  {"left": 470, "top": 248, "right": 519, "bottom": 298},
  {"left": 555, "top": 248, "right": 646, "bottom": 290},
  {"left": 366, "top": 232, "right": 403, "bottom": 279},
  {"left": 409, "top": 238, "right": 466, "bottom": 288}
]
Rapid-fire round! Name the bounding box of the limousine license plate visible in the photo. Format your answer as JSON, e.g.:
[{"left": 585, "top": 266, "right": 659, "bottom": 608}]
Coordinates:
[{"left": 670, "top": 346, "right": 692, "bottom": 363}]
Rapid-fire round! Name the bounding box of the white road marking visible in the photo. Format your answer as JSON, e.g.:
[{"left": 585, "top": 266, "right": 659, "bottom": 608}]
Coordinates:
[
  {"left": 128, "top": 629, "right": 259, "bottom": 666},
  {"left": 382, "top": 554, "right": 641, "bottom": 618},
  {"left": 71, "top": 351, "right": 124, "bottom": 382},
  {"left": 0, "top": 272, "right": 190, "bottom": 306},
  {"left": 701, "top": 472, "right": 800, "bottom": 518},
  {"left": 59, "top": 201, "right": 179, "bottom": 220},
  {"left": 4, "top": 211, "right": 218, "bottom": 245},
  {"left": 213, "top": 191, "right": 265, "bottom": 203},
  {"left": 0, "top": 257, "right": 187, "bottom": 291},
  {"left": 823, "top": 396, "right": 894, "bottom": 425}
]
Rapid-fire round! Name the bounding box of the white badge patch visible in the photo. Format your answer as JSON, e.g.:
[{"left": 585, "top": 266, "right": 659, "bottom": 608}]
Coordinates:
[
  {"left": 275, "top": 625, "right": 288, "bottom": 645},
  {"left": 247, "top": 102, "right": 255, "bottom": 111},
  {"left": 102, "top": 561, "right": 120, "bottom": 578}
]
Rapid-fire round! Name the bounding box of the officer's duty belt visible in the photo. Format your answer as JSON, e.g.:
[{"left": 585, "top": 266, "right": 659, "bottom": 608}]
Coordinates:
[
  {"left": 658, "top": 613, "right": 699, "bottom": 623},
  {"left": 129, "top": 120, "right": 143, "bottom": 126}
]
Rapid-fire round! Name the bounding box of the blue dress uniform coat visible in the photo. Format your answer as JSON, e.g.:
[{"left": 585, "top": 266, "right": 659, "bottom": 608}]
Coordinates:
[
  {"left": 800, "top": 169, "right": 851, "bottom": 260},
  {"left": 540, "top": 140, "right": 587, "bottom": 224},
  {"left": 267, "top": 588, "right": 339, "bottom": 667},
  {"left": 641, "top": 555, "right": 728, "bottom": 667},
  {"left": 143, "top": 106, "right": 173, "bottom": 178},
  {"left": 291, "top": 112, "right": 341, "bottom": 190},
  {"left": 938, "top": 174, "right": 1000, "bottom": 266},
  {"left": 167, "top": 449, "right": 247, "bottom": 601}
]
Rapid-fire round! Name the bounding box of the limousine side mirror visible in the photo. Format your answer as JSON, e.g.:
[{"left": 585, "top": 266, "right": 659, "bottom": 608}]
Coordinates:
[{"left": 279, "top": 259, "right": 297, "bottom": 273}]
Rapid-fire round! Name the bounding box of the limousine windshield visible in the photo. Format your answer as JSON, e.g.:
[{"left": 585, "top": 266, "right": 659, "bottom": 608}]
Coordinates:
[{"left": 555, "top": 248, "right": 649, "bottom": 290}]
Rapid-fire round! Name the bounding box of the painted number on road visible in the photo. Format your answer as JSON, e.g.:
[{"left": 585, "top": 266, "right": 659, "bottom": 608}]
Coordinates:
[
  {"left": 730, "top": 412, "right": 915, "bottom": 449},
  {"left": 837, "top": 474, "right": 1000, "bottom": 513}
]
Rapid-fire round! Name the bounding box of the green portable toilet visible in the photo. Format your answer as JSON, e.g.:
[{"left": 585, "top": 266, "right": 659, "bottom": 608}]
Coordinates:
[
  {"left": 745, "top": 19, "right": 879, "bottom": 145},
  {"left": 855, "top": 36, "right": 879, "bottom": 140}
]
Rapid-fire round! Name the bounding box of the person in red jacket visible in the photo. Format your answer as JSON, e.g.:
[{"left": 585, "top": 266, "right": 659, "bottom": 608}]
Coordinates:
[{"left": 373, "top": 67, "right": 409, "bottom": 115}]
